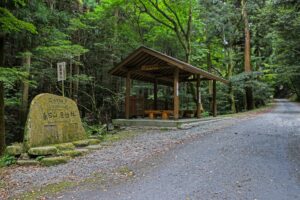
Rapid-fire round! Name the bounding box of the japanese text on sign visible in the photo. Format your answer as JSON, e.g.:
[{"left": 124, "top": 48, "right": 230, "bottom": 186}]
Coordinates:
[{"left": 57, "top": 62, "right": 66, "bottom": 81}]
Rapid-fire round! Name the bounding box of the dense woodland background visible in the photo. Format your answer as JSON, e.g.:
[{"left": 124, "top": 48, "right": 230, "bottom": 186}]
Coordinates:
[{"left": 0, "top": 0, "right": 299, "bottom": 154}]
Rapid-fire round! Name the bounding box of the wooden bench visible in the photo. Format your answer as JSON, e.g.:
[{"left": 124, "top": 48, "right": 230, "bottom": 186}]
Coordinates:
[
  {"left": 161, "top": 110, "right": 174, "bottom": 120},
  {"left": 145, "top": 110, "right": 174, "bottom": 120},
  {"left": 144, "top": 110, "right": 162, "bottom": 119}
]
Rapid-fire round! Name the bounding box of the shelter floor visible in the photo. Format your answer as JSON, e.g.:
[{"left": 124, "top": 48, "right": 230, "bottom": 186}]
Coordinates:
[{"left": 112, "top": 117, "right": 225, "bottom": 129}]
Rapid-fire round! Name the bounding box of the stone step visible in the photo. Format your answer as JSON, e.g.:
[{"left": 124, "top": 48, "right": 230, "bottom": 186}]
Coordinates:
[
  {"left": 40, "top": 156, "right": 70, "bottom": 166},
  {"left": 17, "top": 160, "right": 40, "bottom": 166},
  {"left": 28, "top": 146, "right": 58, "bottom": 156}
]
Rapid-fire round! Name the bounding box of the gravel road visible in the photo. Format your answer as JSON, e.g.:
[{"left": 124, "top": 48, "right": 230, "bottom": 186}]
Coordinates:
[
  {"left": 55, "top": 99, "right": 300, "bottom": 200},
  {"left": 2, "top": 99, "right": 300, "bottom": 200}
]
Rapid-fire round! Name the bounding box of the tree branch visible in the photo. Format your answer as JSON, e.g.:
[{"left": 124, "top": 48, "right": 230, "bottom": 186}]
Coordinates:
[
  {"left": 211, "top": 65, "right": 223, "bottom": 77},
  {"left": 162, "top": 0, "right": 186, "bottom": 36},
  {"left": 186, "top": 2, "right": 192, "bottom": 41},
  {"left": 138, "top": 0, "right": 174, "bottom": 29},
  {"left": 147, "top": 0, "right": 177, "bottom": 29}
]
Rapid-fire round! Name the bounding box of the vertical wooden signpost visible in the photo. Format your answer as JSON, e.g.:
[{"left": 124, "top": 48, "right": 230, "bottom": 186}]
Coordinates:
[
  {"left": 154, "top": 79, "right": 158, "bottom": 110},
  {"left": 173, "top": 68, "right": 179, "bottom": 120},
  {"left": 196, "top": 75, "right": 202, "bottom": 118},
  {"left": 212, "top": 80, "right": 217, "bottom": 117},
  {"left": 57, "top": 62, "right": 66, "bottom": 97}
]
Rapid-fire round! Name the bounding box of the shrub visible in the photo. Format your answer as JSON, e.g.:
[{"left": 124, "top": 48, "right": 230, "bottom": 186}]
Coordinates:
[{"left": 0, "top": 155, "right": 16, "bottom": 167}]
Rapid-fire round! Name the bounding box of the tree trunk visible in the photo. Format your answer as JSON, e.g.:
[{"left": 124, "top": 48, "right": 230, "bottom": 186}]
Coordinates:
[
  {"left": 207, "top": 44, "right": 213, "bottom": 112},
  {"left": 49, "top": 62, "right": 53, "bottom": 93},
  {"left": 19, "top": 52, "right": 31, "bottom": 141},
  {"left": 69, "top": 59, "right": 73, "bottom": 98},
  {"left": 0, "top": 82, "right": 5, "bottom": 155},
  {"left": 74, "top": 56, "right": 80, "bottom": 102},
  {"left": 227, "top": 48, "right": 236, "bottom": 113},
  {"left": 0, "top": 35, "right": 5, "bottom": 155},
  {"left": 229, "top": 83, "right": 236, "bottom": 113},
  {"left": 241, "top": 0, "right": 254, "bottom": 110}
]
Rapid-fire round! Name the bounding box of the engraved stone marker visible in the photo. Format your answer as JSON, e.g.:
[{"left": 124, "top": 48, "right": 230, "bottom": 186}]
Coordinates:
[{"left": 24, "top": 93, "right": 86, "bottom": 148}]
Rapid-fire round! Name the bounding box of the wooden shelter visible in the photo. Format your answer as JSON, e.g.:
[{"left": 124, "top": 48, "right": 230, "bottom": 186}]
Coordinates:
[{"left": 109, "top": 46, "right": 228, "bottom": 120}]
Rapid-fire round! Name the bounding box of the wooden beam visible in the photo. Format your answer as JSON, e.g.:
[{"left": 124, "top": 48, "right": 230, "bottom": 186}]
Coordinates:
[
  {"left": 154, "top": 79, "right": 158, "bottom": 110},
  {"left": 173, "top": 68, "right": 179, "bottom": 120},
  {"left": 125, "top": 72, "right": 131, "bottom": 119},
  {"left": 212, "top": 80, "right": 217, "bottom": 117},
  {"left": 196, "top": 75, "right": 202, "bottom": 118},
  {"left": 132, "top": 71, "right": 173, "bottom": 83},
  {"left": 141, "top": 65, "right": 172, "bottom": 71},
  {"left": 109, "top": 47, "right": 144, "bottom": 74},
  {"left": 143, "top": 48, "right": 228, "bottom": 83},
  {"left": 182, "top": 77, "right": 211, "bottom": 82},
  {"left": 143, "top": 48, "right": 185, "bottom": 70},
  {"left": 126, "top": 65, "right": 141, "bottom": 71}
]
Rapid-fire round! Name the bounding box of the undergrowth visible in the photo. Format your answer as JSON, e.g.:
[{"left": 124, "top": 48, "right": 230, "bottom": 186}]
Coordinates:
[{"left": 0, "top": 154, "right": 16, "bottom": 167}]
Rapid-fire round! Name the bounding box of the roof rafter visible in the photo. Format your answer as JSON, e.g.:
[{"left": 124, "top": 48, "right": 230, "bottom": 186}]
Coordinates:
[{"left": 109, "top": 46, "right": 229, "bottom": 84}]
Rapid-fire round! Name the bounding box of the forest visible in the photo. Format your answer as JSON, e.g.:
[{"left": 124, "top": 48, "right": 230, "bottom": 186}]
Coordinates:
[{"left": 0, "top": 0, "right": 299, "bottom": 155}]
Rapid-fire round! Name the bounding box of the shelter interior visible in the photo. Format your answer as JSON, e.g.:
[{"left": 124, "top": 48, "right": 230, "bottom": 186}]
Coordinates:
[{"left": 109, "top": 46, "right": 228, "bottom": 120}]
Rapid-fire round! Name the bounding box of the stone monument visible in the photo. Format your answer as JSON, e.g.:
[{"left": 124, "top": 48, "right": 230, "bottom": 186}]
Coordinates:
[{"left": 24, "top": 93, "right": 86, "bottom": 148}]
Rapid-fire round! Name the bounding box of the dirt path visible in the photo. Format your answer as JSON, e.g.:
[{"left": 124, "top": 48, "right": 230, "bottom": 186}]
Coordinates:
[{"left": 51, "top": 99, "right": 300, "bottom": 200}]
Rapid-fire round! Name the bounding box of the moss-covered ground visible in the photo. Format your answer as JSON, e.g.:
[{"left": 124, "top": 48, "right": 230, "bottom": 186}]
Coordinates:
[
  {"left": 101, "top": 130, "right": 138, "bottom": 144},
  {"left": 14, "top": 165, "right": 136, "bottom": 200},
  {"left": 14, "top": 181, "right": 78, "bottom": 200}
]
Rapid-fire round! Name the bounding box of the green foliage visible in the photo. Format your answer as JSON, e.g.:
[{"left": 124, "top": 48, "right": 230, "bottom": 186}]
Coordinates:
[
  {"left": 201, "top": 111, "right": 210, "bottom": 117},
  {"left": 35, "top": 43, "right": 88, "bottom": 60},
  {"left": 35, "top": 156, "right": 45, "bottom": 161},
  {"left": 83, "top": 122, "right": 106, "bottom": 136},
  {"left": 68, "top": 18, "right": 90, "bottom": 31},
  {"left": 0, "top": 67, "right": 28, "bottom": 86},
  {"left": 4, "top": 96, "right": 20, "bottom": 107},
  {"left": 231, "top": 72, "right": 273, "bottom": 107},
  {"left": 0, "top": 7, "right": 37, "bottom": 34},
  {"left": 252, "top": 1, "right": 300, "bottom": 99},
  {"left": 0, "top": 154, "right": 16, "bottom": 167}
]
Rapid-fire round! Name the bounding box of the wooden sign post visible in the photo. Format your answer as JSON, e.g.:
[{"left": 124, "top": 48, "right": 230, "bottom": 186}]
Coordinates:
[{"left": 57, "top": 62, "right": 66, "bottom": 97}]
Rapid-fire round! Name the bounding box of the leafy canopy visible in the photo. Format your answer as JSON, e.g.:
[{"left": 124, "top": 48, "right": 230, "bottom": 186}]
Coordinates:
[{"left": 0, "top": 7, "right": 37, "bottom": 34}]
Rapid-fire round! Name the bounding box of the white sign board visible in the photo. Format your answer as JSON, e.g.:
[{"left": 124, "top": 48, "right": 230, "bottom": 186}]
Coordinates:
[{"left": 57, "top": 62, "right": 66, "bottom": 81}]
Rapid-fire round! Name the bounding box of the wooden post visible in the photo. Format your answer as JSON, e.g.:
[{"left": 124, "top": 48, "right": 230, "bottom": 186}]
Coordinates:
[
  {"left": 173, "top": 68, "right": 179, "bottom": 120},
  {"left": 125, "top": 72, "right": 131, "bottom": 119},
  {"left": 154, "top": 79, "right": 158, "bottom": 110},
  {"left": 69, "top": 59, "right": 72, "bottom": 98},
  {"left": 196, "top": 75, "right": 202, "bottom": 118},
  {"left": 20, "top": 52, "right": 31, "bottom": 127},
  {"left": 0, "top": 36, "right": 5, "bottom": 155},
  {"left": 212, "top": 80, "right": 217, "bottom": 117}
]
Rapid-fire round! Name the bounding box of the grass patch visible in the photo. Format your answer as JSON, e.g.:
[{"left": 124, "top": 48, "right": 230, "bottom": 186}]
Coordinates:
[
  {"left": 222, "top": 103, "right": 275, "bottom": 118},
  {"left": 80, "top": 172, "right": 105, "bottom": 185},
  {"left": 160, "top": 127, "right": 170, "bottom": 131},
  {"left": 15, "top": 166, "right": 136, "bottom": 199},
  {"left": 15, "top": 181, "right": 77, "bottom": 200},
  {"left": 0, "top": 178, "right": 6, "bottom": 188},
  {"left": 101, "top": 130, "right": 138, "bottom": 143},
  {"left": 116, "top": 166, "right": 134, "bottom": 177}
]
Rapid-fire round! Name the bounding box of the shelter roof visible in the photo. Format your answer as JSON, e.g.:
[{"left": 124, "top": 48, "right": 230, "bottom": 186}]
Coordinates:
[{"left": 109, "top": 46, "right": 228, "bottom": 85}]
